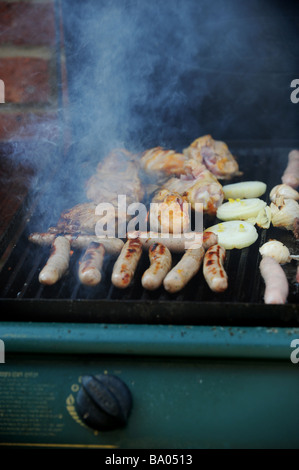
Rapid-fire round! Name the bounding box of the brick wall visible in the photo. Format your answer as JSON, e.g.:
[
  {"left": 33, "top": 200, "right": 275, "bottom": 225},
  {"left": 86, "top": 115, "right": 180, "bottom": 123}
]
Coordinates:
[
  {"left": 0, "top": 0, "right": 70, "bottom": 238},
  {"left": 0, "top": 0, "right": 66, "bottom": 142}
]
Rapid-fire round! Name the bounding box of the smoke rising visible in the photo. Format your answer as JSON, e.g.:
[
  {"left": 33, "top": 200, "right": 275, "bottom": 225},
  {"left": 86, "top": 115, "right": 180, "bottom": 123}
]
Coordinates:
[
  {"left": 2, "top": 0, "right": 299, "bottom": 230},
  {"left": 63, "top": 0, "right": 299, "bottom": 158}
]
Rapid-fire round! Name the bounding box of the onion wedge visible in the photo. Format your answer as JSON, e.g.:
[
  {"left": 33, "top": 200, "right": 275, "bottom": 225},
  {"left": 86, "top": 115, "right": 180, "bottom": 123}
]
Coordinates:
[
  {"left": 216, "top": 198, "right": 267, "bottom": 222},
  {"left": 222, "top": 181, "right": 266, "bottom": 199},
  {"left": 205, "top": 220, "right": 258, "bottom": 250}
]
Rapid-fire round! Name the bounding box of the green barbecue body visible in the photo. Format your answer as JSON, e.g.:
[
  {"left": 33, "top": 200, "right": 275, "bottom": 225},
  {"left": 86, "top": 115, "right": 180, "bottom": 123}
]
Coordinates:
[{"left": 0, "top": 322, "right": 298, "bottom": 449}]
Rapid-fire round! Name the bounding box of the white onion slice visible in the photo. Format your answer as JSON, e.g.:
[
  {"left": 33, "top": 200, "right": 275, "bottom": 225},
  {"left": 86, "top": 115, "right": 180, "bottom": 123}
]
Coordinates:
[
  {"left": 222, "top": 181, "right": 267, "bottom": 199},
  {"left": 216, "top": 198, "right": 267, "bottom": 221},
  {"left": 205, "top": 220, "right": 258, "bottom": 250}
]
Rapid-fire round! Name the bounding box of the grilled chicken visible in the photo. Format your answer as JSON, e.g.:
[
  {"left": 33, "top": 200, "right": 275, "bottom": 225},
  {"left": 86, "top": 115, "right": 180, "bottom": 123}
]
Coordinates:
[
  {"left": 86, "top": 148, "right": 144, "bottom": 210},
  {"left": 140, "top": 136, "right": 239, "bottom": 181},
  {"left": 49, "top": 202, "right": 100, "bottom": 235},
  {"left": 140, "top": 146, "right": 188, "bottom": 178},
  {"left": 183, "top": 135, "right": 240, "bottom": 180},
  {"left": 48, "top": 148, "right": 145, "bottom": 236},
  {"left": 35, "top": 149, "right": 144, "bottom": 241},
  {"left": 159, "top": 163, "right": 224, "bottom": 216},
  {"left": 151, "top": 189, "right": 190, "bottom": 233}
]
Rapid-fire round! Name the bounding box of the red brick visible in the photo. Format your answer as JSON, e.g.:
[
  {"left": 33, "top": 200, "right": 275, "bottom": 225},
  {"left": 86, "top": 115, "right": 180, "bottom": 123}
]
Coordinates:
[
  {"left": 0, "top": 2, "right": 55, "bottom": 46},
  {"left": 0, "top": 111, "right": 61, "bottom": 141},
  {"left": 0, "top": 57, "right": 52, "bottom": 104}
]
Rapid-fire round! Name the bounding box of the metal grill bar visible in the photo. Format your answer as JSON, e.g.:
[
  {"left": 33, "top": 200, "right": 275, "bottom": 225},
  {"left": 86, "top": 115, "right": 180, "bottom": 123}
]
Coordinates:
[{"left": 0, "top": 146, "right": 298, "bottom": 326}]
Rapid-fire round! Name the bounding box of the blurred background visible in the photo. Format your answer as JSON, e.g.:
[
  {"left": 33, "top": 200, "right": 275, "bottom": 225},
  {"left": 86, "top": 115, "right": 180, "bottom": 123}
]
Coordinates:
[{"left": 61, "top": 0, "right": 299, "bottom": 152}]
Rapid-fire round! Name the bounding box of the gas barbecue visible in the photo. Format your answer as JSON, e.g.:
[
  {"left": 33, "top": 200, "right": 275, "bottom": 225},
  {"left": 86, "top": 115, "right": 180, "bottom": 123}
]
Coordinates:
[{"left": 0, "top": 0, "right": 299, "bottom": 449}]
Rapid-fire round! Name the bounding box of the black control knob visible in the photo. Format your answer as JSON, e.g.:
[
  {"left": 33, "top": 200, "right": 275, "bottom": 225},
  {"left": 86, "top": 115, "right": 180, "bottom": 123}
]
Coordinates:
[{"left": 75, "top": 374, "right": 133, "bottom": 431}]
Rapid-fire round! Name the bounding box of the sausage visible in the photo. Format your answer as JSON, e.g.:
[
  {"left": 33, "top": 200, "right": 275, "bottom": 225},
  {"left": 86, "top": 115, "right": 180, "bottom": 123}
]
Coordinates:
[
  {"left": 282, "top": 150, "right": 299, "bottom": 188},
  {"left": 293, "top": 217, "right": 299, "bottom": 239},
  {"left": 142, "top": 243, "right": 172, "bottom": 290},
  {"left": 127, "top": 231, "right": 218, "bottom": 253},
  {"left": 203, "top": 244, "right": 228, "bottom": 293},
  {"left": 111, "top": 238, "right": 143, "bottom": 288},
  {"left": 163, "top": 245, "right": 205, "bottom": 293},
  {"left": 29, "top": 232, "right": 60, "bottom": 246},
  {"left": 28, "top": 232, "right": 124, "bottom": 254},
  {"left": 200, "top": 232, "right": 218, "bottom": 250},
  {"left": 78, "top": 242, "right": 105, "bottom": 286},
  {"left": 259, "top": 256, "right": 289, "bottom": 304},
  {"left": 39, "top": 236, "right": 70, "bottom": 285}
]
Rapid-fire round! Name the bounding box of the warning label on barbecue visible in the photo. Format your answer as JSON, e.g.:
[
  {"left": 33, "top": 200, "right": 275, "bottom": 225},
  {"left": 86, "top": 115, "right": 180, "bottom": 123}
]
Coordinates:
[{"left": 0, "top": 371, "right": 65, "bottom": 439}]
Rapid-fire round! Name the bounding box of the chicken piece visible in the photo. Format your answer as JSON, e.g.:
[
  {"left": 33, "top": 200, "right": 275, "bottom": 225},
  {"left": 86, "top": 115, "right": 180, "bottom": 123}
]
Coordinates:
[
  {"left": 86, "top": 148, "right": 144, "bottom": 209},
  {"left": 151, "top": 189, "right": 190, "bottom": 233},
  {"left": 41, "top": 149, "right": 144, "bottom": 240},
  {"left": 49, "top": 202, "right": 100, "bottom": 235},
  {"left": 183, "top": 135, "right": 240, "bottom": 179},
  {"left": 160, "top": 164, "right": 224, "bottom": 216},
  {"left": 140, "top": 146, "right": 188, "bottom": 178},
  {"left": 139, "top": 146, "right": 212, "bottom": 183}
]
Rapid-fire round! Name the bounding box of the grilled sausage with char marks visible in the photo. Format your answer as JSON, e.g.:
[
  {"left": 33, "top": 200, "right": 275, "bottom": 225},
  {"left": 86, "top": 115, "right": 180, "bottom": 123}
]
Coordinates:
[
  {"left": 78, "top": 242, "right": 105, "bottom": 286},
  {"left": 163, "top": 244, "right": 205, "bottom": 293},
  {"left": 111, "top": 238, "right": 143, "bottom": 289},
  {"left": 142, "top": 243, "right": 172, "bottom": 290},
  {"left": 203, "top": 244, "right": 228, "bottom": 293},
  {"left": 127, "top": 231, "right": 217, "bottom": 253},
  {"left": 39, "top": 236, "right": 70, "bottom": 285},
  {"left": 29, "top": 232, "right": 123, "bottom": 254}
]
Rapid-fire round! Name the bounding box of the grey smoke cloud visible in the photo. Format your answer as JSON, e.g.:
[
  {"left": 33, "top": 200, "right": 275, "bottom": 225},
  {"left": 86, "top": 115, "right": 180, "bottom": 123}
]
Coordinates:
[
  {"left": 2, "top": 0, "right": 298, "bottom": 231},
  {"left": 63, "top": 0, "right": 299, "bottom": 156}
]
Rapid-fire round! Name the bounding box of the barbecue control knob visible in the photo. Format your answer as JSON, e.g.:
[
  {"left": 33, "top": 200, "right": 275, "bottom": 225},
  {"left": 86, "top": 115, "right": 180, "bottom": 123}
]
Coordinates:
[{"left": 75, "top": 374, "right": 133, "bottom": 431}]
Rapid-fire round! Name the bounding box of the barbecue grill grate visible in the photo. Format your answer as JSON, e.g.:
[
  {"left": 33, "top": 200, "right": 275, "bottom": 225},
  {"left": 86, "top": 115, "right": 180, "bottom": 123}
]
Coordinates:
[{"left": 0, "top": 145, "right": 299, "bottom": 326}]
